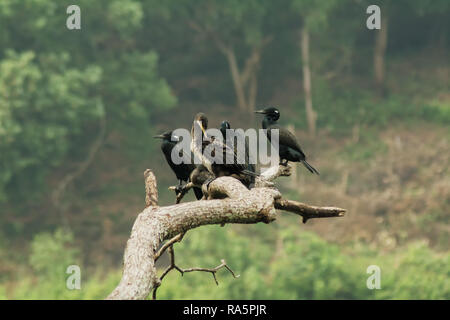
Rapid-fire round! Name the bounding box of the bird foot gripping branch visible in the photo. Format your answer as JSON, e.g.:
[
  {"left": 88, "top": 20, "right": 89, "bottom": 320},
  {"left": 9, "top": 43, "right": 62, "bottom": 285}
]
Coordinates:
[{"left": 107, "top": 165, "right": 345, "bottom": 300}]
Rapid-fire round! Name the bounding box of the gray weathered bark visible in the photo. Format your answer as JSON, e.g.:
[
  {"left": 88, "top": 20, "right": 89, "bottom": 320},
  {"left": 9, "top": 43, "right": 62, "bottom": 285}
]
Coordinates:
[{"left": 107, "top": 165, "right": 345, "bottom": 300}]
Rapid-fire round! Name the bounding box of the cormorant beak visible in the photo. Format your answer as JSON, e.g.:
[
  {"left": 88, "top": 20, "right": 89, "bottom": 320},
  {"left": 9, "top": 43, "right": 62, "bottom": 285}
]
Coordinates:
[
  {"left": 254, "top": 109, "right": 266, "bottom": 114},
  {"left": 196, "top": 120, "right": 208, "bottom": 138},
  {"left": 153, "top": 134, "right": 165, "bottom": 139}
]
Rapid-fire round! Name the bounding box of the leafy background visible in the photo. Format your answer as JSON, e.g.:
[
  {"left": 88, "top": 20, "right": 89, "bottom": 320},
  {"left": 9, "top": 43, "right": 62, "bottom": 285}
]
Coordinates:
[{"left": 0, "top": 0, "right": 448, "bottom": 299}]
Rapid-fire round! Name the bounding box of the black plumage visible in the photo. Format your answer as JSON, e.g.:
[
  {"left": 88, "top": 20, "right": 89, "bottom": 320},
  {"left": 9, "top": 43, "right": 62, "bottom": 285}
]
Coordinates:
[
  {"left": 220, "top": 120, "right": 256, "bottom": 186},
  {"left": 153, "top": 131, "right": 203, "bottom": 200},
  {"left": 190, "top": 113, "right": 258, "bottom": 184},
  {"left": 255, "top": 107, "right": 319, "bottom": 175},
  {"left": 189, "top": 164, "right": 213, "bottom": 187}
]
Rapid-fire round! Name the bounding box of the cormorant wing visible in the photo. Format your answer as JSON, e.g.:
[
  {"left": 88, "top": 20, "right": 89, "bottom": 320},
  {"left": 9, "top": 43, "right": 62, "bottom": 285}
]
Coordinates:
[
  {"left": 267, "top": 125, "right": 306, "bottom": 157},
  {"left": 203, "top": 137, "right": 246, "bottom": 171}
]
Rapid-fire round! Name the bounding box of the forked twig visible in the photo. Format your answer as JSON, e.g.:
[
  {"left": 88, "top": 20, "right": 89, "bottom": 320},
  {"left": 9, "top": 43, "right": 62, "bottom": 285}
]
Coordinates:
[{"left": 152, "top": 246, "right": 239, "bottom": 300}]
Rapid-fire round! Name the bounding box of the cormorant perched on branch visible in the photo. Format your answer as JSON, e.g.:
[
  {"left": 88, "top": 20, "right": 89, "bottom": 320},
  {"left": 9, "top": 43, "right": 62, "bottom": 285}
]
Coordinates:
[
  {"left": 255, "top": 107, "right": 319, "bottom": 175},
  {"left": 190, "top": 113, "right": 258, "bottom": 184},
  {"left": 153, "top": 131, "right": 203, "bottom": 200},
  {"left": 220, "top": 120, "right": 256, "bottom": 186}
]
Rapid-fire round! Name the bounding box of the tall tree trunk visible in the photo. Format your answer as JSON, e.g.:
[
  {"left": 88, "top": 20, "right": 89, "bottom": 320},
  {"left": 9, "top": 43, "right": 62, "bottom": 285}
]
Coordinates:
[
  {"left": 187, "top": 21, "right": 271, "bottom": 114},
  {"left": 300, "top": 27, "right": 316, "bottom": 137},
  {"left": 225, "top": 49, "right": 249, "bottom": 112},
  {"left": 374, "top": 15, "right": 388, "bottom": 97},
  {"left": 218, "top": 37, "right": 271, "bottom": 114},
  {"left": 248, "top": 71, "right": 258, "bottom": 119}
]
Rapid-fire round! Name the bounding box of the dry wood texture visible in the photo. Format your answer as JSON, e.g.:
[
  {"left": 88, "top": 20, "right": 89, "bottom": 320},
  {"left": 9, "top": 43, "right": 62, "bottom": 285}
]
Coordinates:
[{"left": 107, "top": 165, "right": 345, "bottom": 300}]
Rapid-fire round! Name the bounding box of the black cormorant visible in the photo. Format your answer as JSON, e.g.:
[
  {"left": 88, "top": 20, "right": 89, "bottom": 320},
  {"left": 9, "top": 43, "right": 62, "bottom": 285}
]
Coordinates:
[
  {"left": 153, "top": 131, "right": 203, "bottom": 199},
  {"left": 220, "top": 120, "right": 256, "bottom": 186},
  {"left": 255, "top": 107, "right": 319, "bottom": 175},
  {"left": 190, "top": 113, "right": 258, "bottom": 183}
]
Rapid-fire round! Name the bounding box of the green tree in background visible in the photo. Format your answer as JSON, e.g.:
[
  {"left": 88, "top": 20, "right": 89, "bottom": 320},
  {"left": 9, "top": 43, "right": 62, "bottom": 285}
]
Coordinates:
[
  {"left": 0, "top": 1, "right": 176, "bottom": 210},
  {"left": 358, "top": 0, "right": 449, "bottom": 97},
  {"left": 0, "top": 0, "right": 448, "bottom": 300},
  {"left": 0, "top": 50, "right": 103, "bottom": 203},
  {"left": 292, "top": 0, "right": 339, "bottom": 136},
  {"left": 152, "top": 0, "right": 278, "bottom": 114}
]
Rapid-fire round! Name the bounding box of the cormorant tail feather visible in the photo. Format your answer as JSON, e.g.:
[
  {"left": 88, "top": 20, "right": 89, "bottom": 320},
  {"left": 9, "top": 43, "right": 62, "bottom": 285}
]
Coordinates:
[{"left": 301, "top": 160, "right": 320, "bottom": 175}]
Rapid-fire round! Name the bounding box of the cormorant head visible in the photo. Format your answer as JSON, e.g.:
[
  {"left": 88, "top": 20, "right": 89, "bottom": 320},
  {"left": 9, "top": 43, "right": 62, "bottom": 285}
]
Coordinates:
[
  {"left": 153, "top": 131, "right": 180, "bottom": 142},
  {"left": 220, "top": 120, "right": 231, "bottom": 131},
  {"left": 192, "top": 112, "right": 208, "bottom": 137},
  {"left": 220, "top": 121, "right": 231, "bottom": 141},
  {"left": 254, "top": 107, "right": 280, "bottom": 121}
]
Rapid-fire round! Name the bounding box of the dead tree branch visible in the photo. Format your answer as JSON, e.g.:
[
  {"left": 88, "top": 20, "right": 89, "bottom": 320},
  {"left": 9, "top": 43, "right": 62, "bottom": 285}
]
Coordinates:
[
  {"left": 152, "top": 245, "right": 239, "bottom": 300},
  {"left": 107, "top": 165, "right": 345, "bottom": 300},
  {"left": 275, "top": 199, "right": 346, "bottom": 223},
  {"left": 144, "top": 169, "right": 158, "bottom": 208},
  {"left": 154, "top": 232, "right": 185, "bottom": 262}
]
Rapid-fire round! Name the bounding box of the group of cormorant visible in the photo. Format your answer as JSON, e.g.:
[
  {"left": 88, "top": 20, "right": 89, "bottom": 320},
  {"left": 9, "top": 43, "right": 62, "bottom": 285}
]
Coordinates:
[{"left": 154, "top": 107, "right": 319, "bottom": 201}]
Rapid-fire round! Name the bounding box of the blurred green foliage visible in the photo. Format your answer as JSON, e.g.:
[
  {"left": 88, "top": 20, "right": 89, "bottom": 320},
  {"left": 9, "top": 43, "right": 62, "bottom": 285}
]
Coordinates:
[
  {"left": 0, "top": 0, "right": 448, "bottom": 300},
  {"left": 1, "top": 226, "right": 448, "bottom": 299},
  {"left": 0, "top": 50, "right": 103, "bottom": 202},
  {"left": 290, "top": 84, "right": 450, "bottom": 137},
  {"left": 0, "top": 0, "right": 176, "bottom": 206}
]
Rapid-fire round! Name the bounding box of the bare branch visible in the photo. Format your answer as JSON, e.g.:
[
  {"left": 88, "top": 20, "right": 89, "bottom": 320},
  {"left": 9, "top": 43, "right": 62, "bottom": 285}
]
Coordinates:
[
  {"left": 256, "top": 164, "right": 292, "bottom": 187},
  {"left": 152, "top": 245, "right": 239, "bottom": 300},
  {"left": 154, "top": 232, "right": 185, "bottom": 262},
  {"left": 144, "top": 169, "right": 158, "bottom": 207},
  {"left": 275, "top": 198, "right": 346, "bottom": 224},
  {"left": 107, "top": 165, "right": 345, "bottom": 300},
  {"left": 177, "top": 259, "right": 240, "bottom": 285}
]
